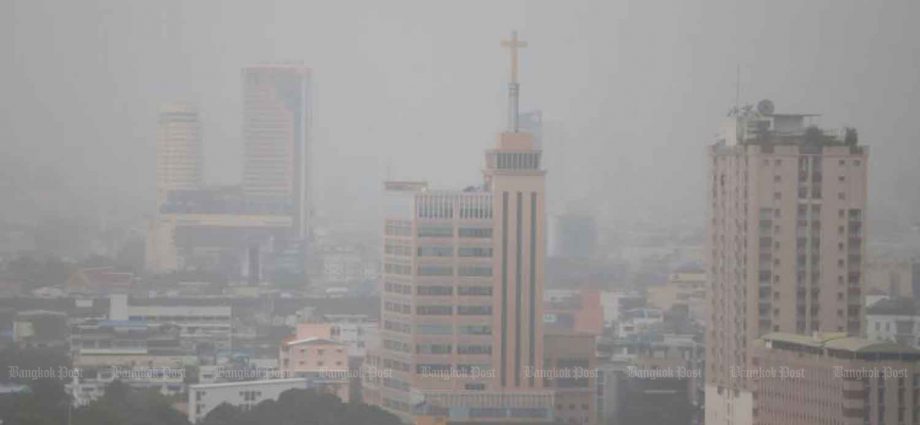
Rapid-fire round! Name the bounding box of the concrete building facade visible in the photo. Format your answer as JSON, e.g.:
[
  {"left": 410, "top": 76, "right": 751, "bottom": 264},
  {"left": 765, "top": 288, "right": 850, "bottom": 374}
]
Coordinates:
[
  {"left": 751, "top": 332, "right": 920, "bottom": 425},
  {"left": 706, "top": 101, "right": 869, "bottom": 424}
]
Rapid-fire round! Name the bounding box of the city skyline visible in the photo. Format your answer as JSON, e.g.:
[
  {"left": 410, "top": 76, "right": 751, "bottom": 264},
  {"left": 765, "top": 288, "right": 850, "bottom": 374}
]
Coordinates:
[
  {"left": 4, "top": 1, "right": 920, "bottom": 236},
  {"left": 2, "top": 2, "right": 920, "bottom": 425}
]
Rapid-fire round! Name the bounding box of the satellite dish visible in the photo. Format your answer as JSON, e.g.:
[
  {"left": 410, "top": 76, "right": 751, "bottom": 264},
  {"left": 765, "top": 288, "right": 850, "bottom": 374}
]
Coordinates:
[{"left": 757, "top": 99, "right": 775, "bottom": 115}]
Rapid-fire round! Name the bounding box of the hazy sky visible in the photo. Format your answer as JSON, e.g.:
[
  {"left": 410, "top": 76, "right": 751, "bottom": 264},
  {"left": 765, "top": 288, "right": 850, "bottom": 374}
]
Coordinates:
[{"left": 3, "top": 0, "right": 918, "bottom": 234}]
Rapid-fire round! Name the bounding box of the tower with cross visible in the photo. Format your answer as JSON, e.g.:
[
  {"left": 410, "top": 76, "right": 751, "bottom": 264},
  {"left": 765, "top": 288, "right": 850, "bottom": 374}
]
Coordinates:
[{"left": 502, "top": 30, "right": 527, "bottom": 132}]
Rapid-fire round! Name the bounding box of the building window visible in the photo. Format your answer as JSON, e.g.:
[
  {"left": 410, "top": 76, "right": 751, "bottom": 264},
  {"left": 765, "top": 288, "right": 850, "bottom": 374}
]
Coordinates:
[
  {"left": 457, "top": 305, "right": 492, "bottom": 315},
  {"left": 416, "top": 344, "right": 452, "bottom": 354},
  {"left": 458, "top": 247, "right": 493, "bottom": 257},
  {"left": 458, "top": 325, "right": 492, "bottom": 335},
  {"left": 416, "top": 324, "right": 453, "bottom": 335},
  {"left": 458, "top": 266, "right": 492, "bottom": 277},
  {"left": 418, "top": 265, "right": 453, "bottom": 276},
  {"left": 459, "top": 227, "right": 492, "bottom": 238},
  {"left": 416, "top": 305, "right": 452, "bottom": 315},
  {"left": 418, "top": 225, "right": 453, "bottom": 238},
  {"left": 417, "top": 246, "right": 453, "bottom": 257},
  {"left": 458, "top": 286, "right": 492, "bottom": 296},
  {"left": 417, "top": 285, "right": 453, "bottom": 296},
  {"left": 457, "top": 344, "right": 492, "bottom": 355}
]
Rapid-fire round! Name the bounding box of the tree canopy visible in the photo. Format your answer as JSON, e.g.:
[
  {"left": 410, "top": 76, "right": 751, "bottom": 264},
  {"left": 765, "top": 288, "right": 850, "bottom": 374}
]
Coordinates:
[{"left": 200, "top": 388, "right": 401, "bottom": 425}]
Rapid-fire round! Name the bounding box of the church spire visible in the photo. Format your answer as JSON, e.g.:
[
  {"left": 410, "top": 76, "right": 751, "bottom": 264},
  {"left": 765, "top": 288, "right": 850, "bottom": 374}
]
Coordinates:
[{"left": 501, "top": 30, "right": 527, "bottom": 132}]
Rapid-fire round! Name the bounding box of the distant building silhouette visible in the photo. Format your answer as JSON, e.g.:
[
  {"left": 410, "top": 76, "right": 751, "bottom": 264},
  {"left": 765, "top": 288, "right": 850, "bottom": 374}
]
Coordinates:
[
  {"left": 157, "top": 102, "right": 203, "bottom": 206},
  {"left": 242, "top": 64, "right": 312, "bottom": 239}
]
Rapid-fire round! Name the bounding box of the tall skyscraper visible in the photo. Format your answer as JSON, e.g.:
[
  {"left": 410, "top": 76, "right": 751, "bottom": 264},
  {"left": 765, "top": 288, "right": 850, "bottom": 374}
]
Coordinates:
[
  {"left": 705, "top": 100, "right": 868, "bottom": 424},
  {"left": 156, "top": 102, "right": 203, "bottom": 204},
  {"left": 242, "top": 64, "right": 312, "bottom": 239},
  {"left": 364, "top": 31, "right": 554, "bottom": 423}
]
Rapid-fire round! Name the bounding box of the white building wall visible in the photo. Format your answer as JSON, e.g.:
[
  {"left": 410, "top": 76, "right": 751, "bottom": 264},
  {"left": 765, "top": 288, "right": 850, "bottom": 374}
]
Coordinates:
[
  {"left": 866, "top": 313, "right": 920, "bottom": 348},
  {"left": 704, "top": 384, "right": 753, "bottom": 425},
  {"left": 188, "top": 378, "right": 311, "bottom": 423}
]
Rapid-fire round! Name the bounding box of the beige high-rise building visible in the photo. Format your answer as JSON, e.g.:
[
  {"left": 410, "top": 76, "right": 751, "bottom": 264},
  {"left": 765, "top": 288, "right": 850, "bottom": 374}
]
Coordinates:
[
  {"left": 242, "top": 64, "right": 312, "bottom": 238},
  {"left": 156, "top": 102, "right": 203, "bottom": 204},
  {"left": 705, "top": 100, "right": 869, "bottom": 425},
  {"left": 363, "top": 32, "right": 555, "bottom": 424}
]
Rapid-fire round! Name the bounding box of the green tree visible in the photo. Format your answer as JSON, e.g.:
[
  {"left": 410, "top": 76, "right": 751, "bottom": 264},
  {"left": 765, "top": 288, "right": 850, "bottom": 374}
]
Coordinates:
[
  {"left": 71, "top": 381, "right": 190, "bottom": 425},
  {"left": 0, "top": 347, "right": 71, "bottom": 425},
  {"left": 199, "top": 388, "right": 401, "bottom": 425}
]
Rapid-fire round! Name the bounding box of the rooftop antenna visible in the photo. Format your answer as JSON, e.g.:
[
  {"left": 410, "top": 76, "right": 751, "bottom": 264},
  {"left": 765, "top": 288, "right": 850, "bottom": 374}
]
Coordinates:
[{"left": 734, "top": 64, "right": 741, "bottom": 114}]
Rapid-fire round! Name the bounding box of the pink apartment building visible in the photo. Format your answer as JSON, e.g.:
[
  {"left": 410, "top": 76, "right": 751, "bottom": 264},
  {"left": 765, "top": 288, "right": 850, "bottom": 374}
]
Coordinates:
[
  {"left": 279, "top": 323, "right": 350, "bottom": 401},
  {"left": 706, "top": 100, "right": 869, "bottom": 424}
]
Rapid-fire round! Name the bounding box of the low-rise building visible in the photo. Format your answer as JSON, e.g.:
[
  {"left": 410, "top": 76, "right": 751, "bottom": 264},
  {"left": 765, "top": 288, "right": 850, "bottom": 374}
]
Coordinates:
[
  {"left": 312, "top": 314, "right": 379, "bottom": 358},
  {"left": 543, "top": 332, "right": 598, "bottom": 425},
  {"left": 646, "top": 268, "right": 707, "bottom": 325},
  {"left": 615, "top": 308, "right": 663, "bottom": 339},
  {"left": 598, "top": 291, "right": 644, "bottom": 328},
  {"left": 68, "top": 319, "right": 195, "bottom": 406},
  {"left": 865, "top": 297, "right": 920, "bottom": 349},
  {"left": 279, "top": 324, "right": 350, "bottom": 401},
  {"left": 108, "top": 294, "right": 231, "bottom": 351},
  {"left": 544, "top": 289, "right": 604, "bottom": 336},
  {"left": 188, "top": 378, "right": 312, "bottom": 423},
  {"left": 12, "top": 310, "right": 68, "bottom": 349},
  {"left": 752, "top": 332, "right": 920, "bottom": 425},
  {"left": 596, "top": 330, "right": 704, "bottom": 425}
]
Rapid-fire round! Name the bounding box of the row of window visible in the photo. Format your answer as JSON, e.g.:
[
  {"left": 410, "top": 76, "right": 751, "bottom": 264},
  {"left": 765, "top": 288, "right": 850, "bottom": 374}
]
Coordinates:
[
  {"left": 415, "top": 344, "right": 492, "bottom": 355},
  {"left": 384, "top": 301, "right": 411, "bottom": 314},
  {"left": 415, "top": 305, "right": 493, "bottom": 316},
  {"left": 418, "top": 265, "right": 493, "bottom": 277},
  {"left": 383, "top": 339, "right": 411, "bottom": 353},
  {"left": 417, "top": 285, "right": 493, "bottom": 296},
  {"left": 384, "top": 263, "right": 412, "bottom": 275},
  {"left": 417, "top": 226, "right": 493, "bottom": 238},
  {"left": 384, "top": 282, "right": 493, "bottom": 297},
  {"left": 417, "top": 246, "right": 493, "bottom": 257},
  {"left": 403, "top": 323, "right": 492, "bottom": 335},
  {"left": 385, "top": 244, "right": 412, "bottom": 256},
  {"left": 385, "top": 222, "right": 411, "bottom": 236},
  {"left": 384, "top": 281, "right": 412, "bottom": 294},
  {"left": 756, "top": 157, "right": 862, "bottom": 167}
]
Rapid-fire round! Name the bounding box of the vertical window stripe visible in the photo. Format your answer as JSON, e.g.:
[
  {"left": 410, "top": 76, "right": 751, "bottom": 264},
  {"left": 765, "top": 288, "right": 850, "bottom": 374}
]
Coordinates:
[
  {"left": 515, "top": 191, "right": 522, "bottom": 386},
  {"left": 529, "top": 191, "right": 537, "bottom": 386},
  {"left": 500, "top": 191, "right": 508, "bottom": 387}
]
